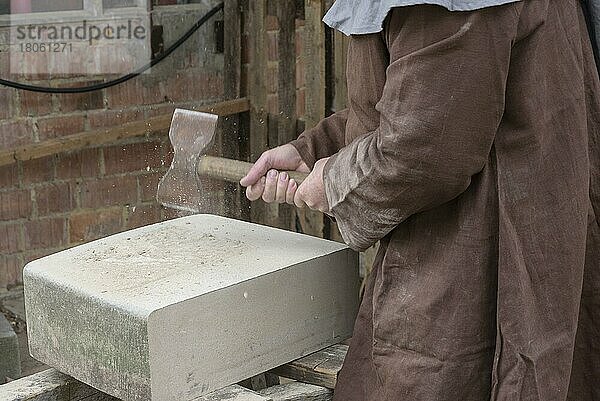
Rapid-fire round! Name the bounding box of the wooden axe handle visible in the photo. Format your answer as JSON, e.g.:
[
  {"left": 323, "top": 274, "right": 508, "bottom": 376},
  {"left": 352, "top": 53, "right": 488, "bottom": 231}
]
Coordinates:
[{"left": 197, "top": 155, "right": 308, "bottom": 184}]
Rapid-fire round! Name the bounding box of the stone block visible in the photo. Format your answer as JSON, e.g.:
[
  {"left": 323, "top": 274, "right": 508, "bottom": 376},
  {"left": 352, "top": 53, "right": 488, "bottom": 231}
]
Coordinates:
[
  {"left": 24, "top": 215, "right": 359, "bottom": 401},
  {"left": 0, "top": 313, "right": 21, "bottom": 383}
]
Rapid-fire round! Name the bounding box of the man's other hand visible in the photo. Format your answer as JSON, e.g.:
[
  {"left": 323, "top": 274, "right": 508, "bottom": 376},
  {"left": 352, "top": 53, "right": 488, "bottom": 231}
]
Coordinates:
[
  {"left": 240, "top": 144, "right": 309, "bottom": 204},
  {"left": 294, "top": 157, "right": 330, "bottom": 213}
]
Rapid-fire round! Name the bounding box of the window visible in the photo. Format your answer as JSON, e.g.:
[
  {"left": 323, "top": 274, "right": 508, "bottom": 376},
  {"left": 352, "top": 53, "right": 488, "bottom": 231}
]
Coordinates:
[
  {"left": 0, "top": 0, "right": 147, "bottom": 16},
  {"left": 2, "top": 0, "right": 153, "bottom": 75},
  {"left": 0, "top": 0, "right": 83, "bottom": 15}
]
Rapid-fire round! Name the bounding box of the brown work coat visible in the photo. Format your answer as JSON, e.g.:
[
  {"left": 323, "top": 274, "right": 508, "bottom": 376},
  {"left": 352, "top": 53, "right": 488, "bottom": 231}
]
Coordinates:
[{"left": 290, "top": 2, "right": 600, "bottom": 400}]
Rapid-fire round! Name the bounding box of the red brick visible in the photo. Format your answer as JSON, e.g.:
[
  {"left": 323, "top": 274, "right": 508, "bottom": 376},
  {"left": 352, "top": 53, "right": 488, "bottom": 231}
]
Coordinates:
[
  {"left": 103, "top": 141, "right": 164, "bottom": 175},
  {"left": 0, "top": 164, "right": 18, "bottom": 188},
  {"left": 0, "top": 223, "right": 24, "bottom": 254},
  {"left": 0, "top": 119, "right": 34, "bottom": 148},
  {"left": 145, "top": 104, "right": 176, "bottom": 118},
  {"left": 162, "top": 71, "right": 223, "bottom": 103},
  {"left": 105, "top": 77, "right": 165, "bottom": 108},
  {"left": 56, "top": 148, "right": 101, "bottom": 179},
  {"left": 55, "top": 81, "right": 104, "bottom": 112},
  {"left": 161, "top": 205, "right": 188, "bottom": 221},
  {"left": 36, "top": 183, "right": 76, "bottom": 217},
  {"left": 69, "top": 208, "right": 123, "bottom": 243},
  {"left": 138, "top": 173, "right": 162, "bottom": 202},
  {"left": 23, "top": 249, "right": 57, "bottom": 265},
  {"left": 22, "top": 156, "right": 55, "bottom": 184},
  {"left": 0, "top": 189, "right": 32, "bottom": 221},
  {"left": 20, "top": 89, "right": 53, "bottom": 116},
  {"left": 36, "top": 115, "right": 85, "bottom": 141},
  {"left": 87, "top": 108, "right": 144, "bottom": 129},
  {"left": 24, "top": 218, "right": 67, "bottom": 250},
  {"left": 161, "top": 140, "right": 174, "bottom": 168},
  {"left": 126, "top": 204, "right": 161, "bottom": 229},
  {"left": 80, "top": 176, "right": 138, "bottom": 209},
  {"left": 0, "top": 255, "right": 23, "bottom": 288}
]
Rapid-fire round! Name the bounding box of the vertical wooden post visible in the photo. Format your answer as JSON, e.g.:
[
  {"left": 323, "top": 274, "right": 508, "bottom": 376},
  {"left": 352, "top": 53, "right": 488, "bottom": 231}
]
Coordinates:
[
  {"left": 222, "top": 0, "right": 244, "bottom": 219},
  {"left": 329, "top": 29, "right": 349, "bottom": 243},
  {"left": 276, "top": 1, "right": 297, "bottom": 231},
  {"left": 247, "top": 0, "right": 279, "bottom": 226},
  {"left": 333, "top": 30, "right": 348, "bottom": 114},
  {"left": 298, "top": 0, "right": 326, "bottom": 237}
]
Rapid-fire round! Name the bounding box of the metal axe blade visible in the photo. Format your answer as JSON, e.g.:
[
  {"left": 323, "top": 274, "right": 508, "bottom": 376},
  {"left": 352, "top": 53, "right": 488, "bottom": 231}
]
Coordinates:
[
  {"left": 156, "top": 109, "right": 218, "bottom": 214},
  {"left": 157, "top": 108, "right": 308, "bottom": 214}
]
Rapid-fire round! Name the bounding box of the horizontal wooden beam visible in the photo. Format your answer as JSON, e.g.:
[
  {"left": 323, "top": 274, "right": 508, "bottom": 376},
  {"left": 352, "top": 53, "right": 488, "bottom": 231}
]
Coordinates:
[{"left": 0, "top": 97, "right": 250, "bottom": 168}]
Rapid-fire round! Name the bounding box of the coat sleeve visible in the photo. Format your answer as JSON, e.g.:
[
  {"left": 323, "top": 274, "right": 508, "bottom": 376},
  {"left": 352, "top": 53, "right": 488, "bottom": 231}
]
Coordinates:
[
  {"left": 324, "top": 5, "right": 518, "bottom": 251},
  {"left": 289, "top": 109, "right": 348, "bottom": 169}
]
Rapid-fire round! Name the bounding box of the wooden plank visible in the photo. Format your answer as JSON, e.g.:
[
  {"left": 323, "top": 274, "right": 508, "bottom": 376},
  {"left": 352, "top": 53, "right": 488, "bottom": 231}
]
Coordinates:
[
  {"left": 332, "top": 30, "right": 348, "bottom": 113},
  {"left": 198, "top": 385, "right": 272, "bottom": 401},
  {"left": 222, "top": 0, "right": 245, "bottom": 220},
  {"left": 247, "top": 0, "right": 277, "bottom": 227},
  {"left": 276, "top": 1, "right": 298, "bottom": 231},
  {"left": 298, "top": 0, "right": 326, "bottom": 237},
  {"left": 270, "top": 344, "right": 348, "bottom": 389},
  {"left": 259, "top": 382, "right": 332, "bottom": 401},
  {"left": 0, "top": 98, "right": 251, "bottom": 168}
]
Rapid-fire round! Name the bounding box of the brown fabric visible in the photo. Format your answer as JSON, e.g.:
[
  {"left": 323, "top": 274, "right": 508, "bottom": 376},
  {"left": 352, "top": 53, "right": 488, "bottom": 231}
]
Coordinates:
[{"left": 291, "top": 1, "right": 600, "bottom": 400}]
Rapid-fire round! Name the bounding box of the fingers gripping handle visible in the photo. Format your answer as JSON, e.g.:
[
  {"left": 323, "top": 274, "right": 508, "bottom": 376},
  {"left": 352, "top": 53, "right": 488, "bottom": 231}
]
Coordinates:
[{"left": 197, "top": 156, "right": 308, "bottom": 184}]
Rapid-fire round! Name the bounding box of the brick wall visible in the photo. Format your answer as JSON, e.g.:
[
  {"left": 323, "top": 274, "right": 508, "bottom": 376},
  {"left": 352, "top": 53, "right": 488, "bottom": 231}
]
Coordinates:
[
  {"left": 0, "top": 2, "right": 227, "bottom": 290},
  {"left": 262, "top": 14, "right": 306, "bottom": 117}
]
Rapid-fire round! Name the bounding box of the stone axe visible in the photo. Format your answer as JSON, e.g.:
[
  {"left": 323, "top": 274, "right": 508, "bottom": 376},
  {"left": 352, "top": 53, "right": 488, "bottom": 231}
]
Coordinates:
[{"left": 157, "top": 108, "right": 308, "bottom": 213}]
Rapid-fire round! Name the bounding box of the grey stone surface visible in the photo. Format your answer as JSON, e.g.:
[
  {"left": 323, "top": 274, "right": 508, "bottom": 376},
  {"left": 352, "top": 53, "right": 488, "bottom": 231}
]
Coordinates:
[
  {"left": 0, "top": 314, "right": 21, "bottom": 384},
  {"left": 24, "top": 215, "right": 359, "bottom": 401}
]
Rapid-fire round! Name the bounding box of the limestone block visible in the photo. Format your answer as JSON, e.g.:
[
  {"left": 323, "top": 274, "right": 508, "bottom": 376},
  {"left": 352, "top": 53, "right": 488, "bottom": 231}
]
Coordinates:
[
  {"left": 0, "top": 314, "right": 21, "bottom": 384},
  {"left": 24, "top": 215, "right": 358, "bottom": 401}
]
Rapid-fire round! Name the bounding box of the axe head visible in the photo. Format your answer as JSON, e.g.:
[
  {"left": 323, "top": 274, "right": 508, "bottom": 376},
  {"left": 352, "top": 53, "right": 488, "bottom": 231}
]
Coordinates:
[{"left": 157, "top": 109, "right": 219, "bottom": 213}]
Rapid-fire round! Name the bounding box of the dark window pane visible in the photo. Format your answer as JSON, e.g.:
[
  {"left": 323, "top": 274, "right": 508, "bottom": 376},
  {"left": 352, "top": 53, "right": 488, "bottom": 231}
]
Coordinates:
[
  {"left": 103, "top": 0, "right": 136, "bottom": 8},
  {"left": 0, "top": 0, "right": 9, "bottom": 15},
  {"left": 31, "top": 0, "right": 83, "bottom": 12}
]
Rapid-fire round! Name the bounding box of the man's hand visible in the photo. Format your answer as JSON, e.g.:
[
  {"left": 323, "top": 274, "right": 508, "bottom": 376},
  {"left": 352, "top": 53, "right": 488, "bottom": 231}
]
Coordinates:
[
  {"left": 240, "top": 144, "right": 309, "bottom": 204},
  {"left": 240, "top": 145, "right": 330, "bottom": 213},
  {"left": 294, "top": 157, "right": 330, "bottom": 213}
]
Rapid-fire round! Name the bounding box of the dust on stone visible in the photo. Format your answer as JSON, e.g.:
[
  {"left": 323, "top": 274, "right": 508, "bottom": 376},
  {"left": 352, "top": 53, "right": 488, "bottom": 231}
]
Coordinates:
[{"left": 70, "top": 223, "right": 250, "bottom": 298}]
